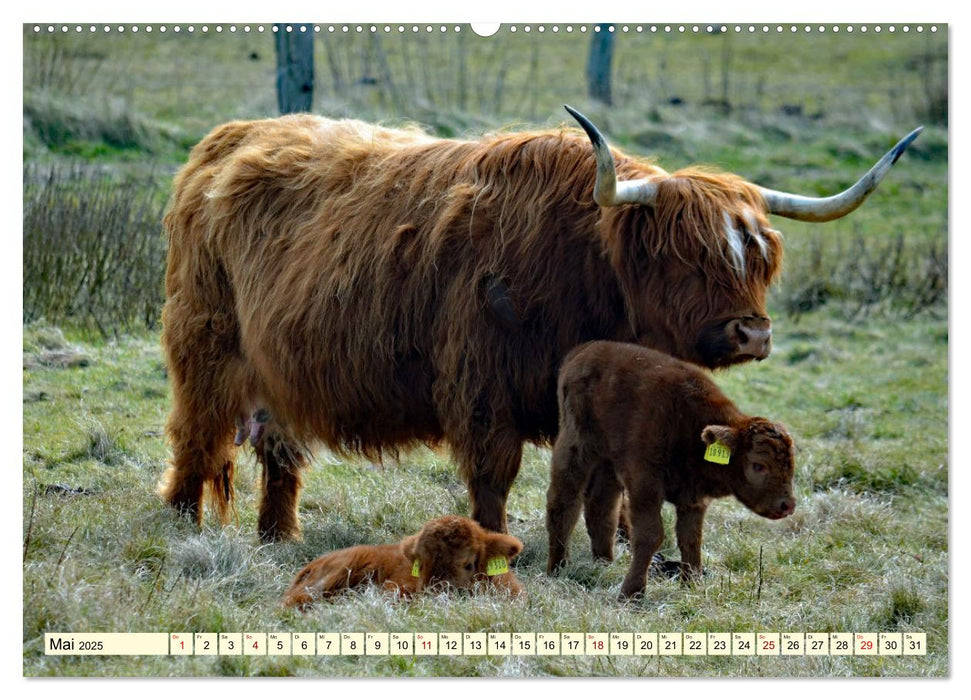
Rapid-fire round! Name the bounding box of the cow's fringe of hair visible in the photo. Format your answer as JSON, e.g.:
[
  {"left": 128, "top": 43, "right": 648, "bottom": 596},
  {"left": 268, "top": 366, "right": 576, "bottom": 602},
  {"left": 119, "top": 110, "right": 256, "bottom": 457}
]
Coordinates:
[{"left": 160, "top": 114, "right": 783, "bottom": 525}]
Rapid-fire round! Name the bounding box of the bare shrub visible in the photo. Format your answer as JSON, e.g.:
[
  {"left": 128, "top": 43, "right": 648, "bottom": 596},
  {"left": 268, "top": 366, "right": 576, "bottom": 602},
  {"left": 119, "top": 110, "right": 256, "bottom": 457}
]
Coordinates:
[
  {"left": 24, "top": 33, "right": 106, "bottom": 97},
  {"left": 781, "top": 230, "right": 947, "bottom": 321},
  {"left": 23, "top": 163, "right": 169, "bottom": 336}
]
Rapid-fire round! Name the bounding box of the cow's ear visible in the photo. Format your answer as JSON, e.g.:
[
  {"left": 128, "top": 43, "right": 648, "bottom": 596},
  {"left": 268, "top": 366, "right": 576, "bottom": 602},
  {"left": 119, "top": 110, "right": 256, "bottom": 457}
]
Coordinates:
[
  {"left": 701, "top": 425, "right": 738, "bottom": 451},
  {"left": 399, "top": 534, "right": 420, "bottom": 560},
  {"left": 485, "top": 533, "right": 523, "bottom": 560}
]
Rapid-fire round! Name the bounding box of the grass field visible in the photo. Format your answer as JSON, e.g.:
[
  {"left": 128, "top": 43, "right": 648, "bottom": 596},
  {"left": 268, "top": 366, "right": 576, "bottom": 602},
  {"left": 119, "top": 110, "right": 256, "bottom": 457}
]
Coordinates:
[{"left": 21, "top": 23, "right": 948, "bottom": 677}]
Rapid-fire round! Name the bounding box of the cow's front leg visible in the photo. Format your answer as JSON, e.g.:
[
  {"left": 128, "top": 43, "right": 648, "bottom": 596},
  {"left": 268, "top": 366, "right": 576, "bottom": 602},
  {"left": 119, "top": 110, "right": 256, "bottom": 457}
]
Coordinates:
[{"left": 453, "top": 422, "right": 522, "bottom": 534}]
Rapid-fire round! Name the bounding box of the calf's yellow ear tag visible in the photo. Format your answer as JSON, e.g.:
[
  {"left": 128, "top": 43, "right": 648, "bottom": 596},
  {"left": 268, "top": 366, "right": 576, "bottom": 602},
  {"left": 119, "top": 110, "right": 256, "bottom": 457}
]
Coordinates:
[
  {"left": 486, "top": 556, "right": 509, "bottom": 576},
  {"left": 704, "top": 441, "right": 731, "bottom": 465},
  {"left": 411, "top": 560, "right": 421, "bottom": 577}
]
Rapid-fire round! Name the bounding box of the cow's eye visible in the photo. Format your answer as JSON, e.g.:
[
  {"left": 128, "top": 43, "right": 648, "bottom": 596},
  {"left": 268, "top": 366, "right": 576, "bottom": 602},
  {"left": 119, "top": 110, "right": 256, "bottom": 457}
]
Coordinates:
[{"left": 752, "top": 463, "right": 766, "bottom": 473}]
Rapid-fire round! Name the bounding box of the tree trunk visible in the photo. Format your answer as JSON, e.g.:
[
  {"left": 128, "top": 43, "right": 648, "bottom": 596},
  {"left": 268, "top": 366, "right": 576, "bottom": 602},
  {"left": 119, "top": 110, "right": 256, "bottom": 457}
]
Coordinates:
[
  {"left": 275, "top": 25, "right": 314, "bottom": 114},
  {"left": 586, "top": 25, "right": 615, "bottom": 106}
]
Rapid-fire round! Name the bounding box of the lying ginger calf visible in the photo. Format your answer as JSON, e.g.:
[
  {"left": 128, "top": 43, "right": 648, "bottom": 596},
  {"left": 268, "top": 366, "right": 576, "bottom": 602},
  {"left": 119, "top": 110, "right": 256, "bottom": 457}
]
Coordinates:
[
  {"left": 547, "top": 341, "right": 796, "bottom": 599},
  {"left": 283, "top": 515, "right": 524, "bottom": 607}
]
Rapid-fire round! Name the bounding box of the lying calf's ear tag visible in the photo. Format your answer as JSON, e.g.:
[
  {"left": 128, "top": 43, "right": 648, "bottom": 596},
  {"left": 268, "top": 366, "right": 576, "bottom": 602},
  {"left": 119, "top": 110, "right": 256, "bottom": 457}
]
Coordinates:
[
  {"left": 704, "top": 441, "right": 731, "bottom": 465},
  {"left": 411, "top": 560, "right": 421, "bottom": 577},
  {"left": 486, "top": 556, "right": 509, "bottom": 576}
]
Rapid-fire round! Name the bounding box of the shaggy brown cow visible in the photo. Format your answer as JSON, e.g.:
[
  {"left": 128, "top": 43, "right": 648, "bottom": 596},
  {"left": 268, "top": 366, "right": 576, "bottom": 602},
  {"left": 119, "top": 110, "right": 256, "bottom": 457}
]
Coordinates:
[
  {"left": 546, "top": 341, "right": 795, "bottom": 599},
  {"left": 158, "top": 106, "right": 916, "bottom": 540},
  {"left": 282, "top": 515, "right": 523, "bottom": 607}
]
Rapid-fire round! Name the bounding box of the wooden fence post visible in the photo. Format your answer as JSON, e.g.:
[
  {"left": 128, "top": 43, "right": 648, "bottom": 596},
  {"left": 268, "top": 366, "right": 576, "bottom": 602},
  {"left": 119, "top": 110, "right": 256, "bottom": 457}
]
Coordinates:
[{"left": 275, "top": 25, "right": 315, "bottom": 114}]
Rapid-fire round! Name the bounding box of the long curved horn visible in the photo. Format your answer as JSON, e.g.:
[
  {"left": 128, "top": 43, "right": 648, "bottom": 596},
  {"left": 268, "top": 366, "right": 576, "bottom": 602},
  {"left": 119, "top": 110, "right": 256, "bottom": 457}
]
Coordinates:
[
  {"left": 759, "top": 127, "right": 923, "bottom": 222},
  {"left": 565, "top": 105, "right": 659, "bottom": 207}
]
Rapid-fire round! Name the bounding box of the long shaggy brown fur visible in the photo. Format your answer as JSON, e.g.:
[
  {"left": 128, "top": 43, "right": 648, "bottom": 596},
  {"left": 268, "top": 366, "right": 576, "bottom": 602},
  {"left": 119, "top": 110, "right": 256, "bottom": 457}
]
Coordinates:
[
  {"left": 160, "top": 114, "right": 784, "bottom": 539},
  {"left": 282, "top": 515, "right": 523, "bottom": 607}
]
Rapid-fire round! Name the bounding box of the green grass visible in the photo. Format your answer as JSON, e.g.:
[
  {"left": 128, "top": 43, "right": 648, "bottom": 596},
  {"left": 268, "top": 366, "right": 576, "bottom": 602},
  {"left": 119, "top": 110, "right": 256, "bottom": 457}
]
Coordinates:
[
  {"left": 23, "top": 24, "right": 946, "bottom": 160},
  {"left": 22, "top": 25, "right": 947, "bottom": 336},
  {"left": 22, "top": 24, "right": 947, "bottom": 678},
  {"left": 21, "top": 308, "right": 947, "bottom": 677}
]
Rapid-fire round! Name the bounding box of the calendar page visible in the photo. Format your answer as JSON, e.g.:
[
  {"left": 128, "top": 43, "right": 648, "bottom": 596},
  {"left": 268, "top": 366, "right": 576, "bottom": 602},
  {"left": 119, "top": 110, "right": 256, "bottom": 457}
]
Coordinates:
[{"left": 21, "top": 9, "right": 948, "bottom": 680}]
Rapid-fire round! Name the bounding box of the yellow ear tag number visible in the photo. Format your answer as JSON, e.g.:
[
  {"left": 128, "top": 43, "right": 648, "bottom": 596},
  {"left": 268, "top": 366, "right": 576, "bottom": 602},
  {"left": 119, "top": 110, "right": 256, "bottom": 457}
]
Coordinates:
[
  {"left": 704, "top": 441, "right": 731, "bottom": 465},
  {"left": 411, "top": 560, "right": 420, "bottom": 578},
  {"left": 486, "top": 556, "right": 509, "bottom": 576}
]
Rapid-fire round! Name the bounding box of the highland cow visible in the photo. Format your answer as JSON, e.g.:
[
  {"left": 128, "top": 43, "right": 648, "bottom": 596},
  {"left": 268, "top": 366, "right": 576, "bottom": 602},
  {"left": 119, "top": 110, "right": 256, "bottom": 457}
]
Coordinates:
[
  {"left": 159, "top": 105, "right": 916, "bottom": 540},
  {"left": 546, "top": 341, "right": 795, "bottom": 599},
  {"left": 282, "top": 516, "right": 523, "bottom": 607}
]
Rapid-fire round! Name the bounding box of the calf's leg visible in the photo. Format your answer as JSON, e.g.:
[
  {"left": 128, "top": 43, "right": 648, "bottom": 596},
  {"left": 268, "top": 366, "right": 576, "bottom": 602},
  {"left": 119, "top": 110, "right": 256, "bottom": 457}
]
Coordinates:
[
  {"left": 546, "top": 433, "right": 592, "bottom": 573},
  {"left": 616, "top": 492, "right": 632, "bottom": 543},
  {"left": 583, "top": 465, "right": 624, "bottom": 562},
  {"left": 619, "top": 479, "right": 665, "bottom": 599},
  {"left": 675, "top": 503, "right": 708, "bottom": 582}
]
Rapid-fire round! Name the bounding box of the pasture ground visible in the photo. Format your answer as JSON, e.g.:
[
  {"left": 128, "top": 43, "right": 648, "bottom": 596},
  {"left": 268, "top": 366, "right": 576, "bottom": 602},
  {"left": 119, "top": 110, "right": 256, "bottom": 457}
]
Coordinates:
[
  {"left": 21, "top": 24, "right": 948, "bottom": 677},
  {"left": 22, "top": 308, "right": 947, "bottom": 676}
]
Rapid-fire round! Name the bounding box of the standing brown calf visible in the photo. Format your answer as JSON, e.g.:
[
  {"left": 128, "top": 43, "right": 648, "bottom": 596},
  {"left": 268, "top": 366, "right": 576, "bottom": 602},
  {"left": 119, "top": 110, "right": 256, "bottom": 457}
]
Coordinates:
[
  {"left": 283, "top": 516, "right": 523, "bottom": 607},
  {"left": 546, "top": 341, "right": 796, "bottom": 598}
]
